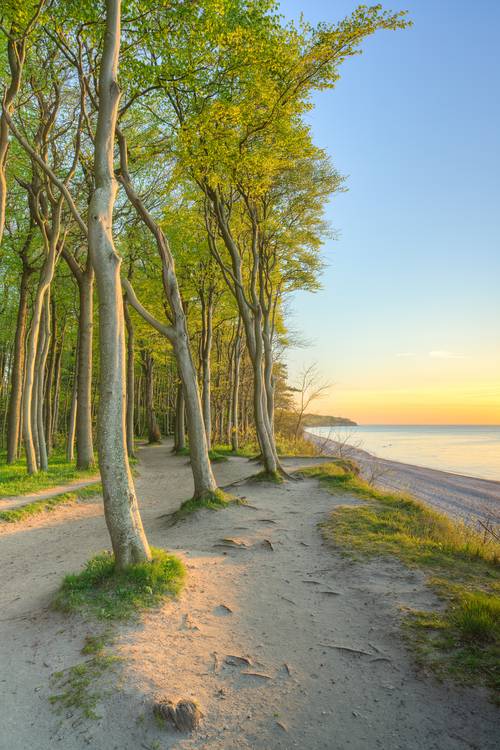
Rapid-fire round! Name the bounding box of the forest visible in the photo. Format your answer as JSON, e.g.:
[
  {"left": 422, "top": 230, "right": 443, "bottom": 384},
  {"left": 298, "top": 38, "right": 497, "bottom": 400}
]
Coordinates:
[{"left": 0, "top": 0, "right": 408, "bottom": 564}]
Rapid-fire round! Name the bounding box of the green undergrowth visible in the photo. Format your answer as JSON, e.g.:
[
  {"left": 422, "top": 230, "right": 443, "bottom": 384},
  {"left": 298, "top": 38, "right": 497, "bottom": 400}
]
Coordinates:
[
  {"left": 275, "top": 433, "right": 319, "bottom": 457},
  {"left": 50, "top": 629, "right": 118, "bottom": 720},
  {"left": 0, "top": 483, "right": 102, "bottom": 524},
  {"left": 175, "top": 445, "right": 240, "bottom": 462},
  {"left": 54, "top": 547, "right": 186, "bottom": 620},
  {"left": 301, "top": 462, "right": 500, "bottom": 696},
  {"left": 250, "top": 469, "right": 284, "bottom": 484},
  {"left": 170, "top": 489, "right": 243, "bottom": 524},
  {"left": 211, "top": 443, "right": 259, "bottom": 458},
  {"left": 0, "top": 451, "right": 97, "bottom": 498},
  {"left": 212, "top": 436, "right": 320, "bottom": 459}
]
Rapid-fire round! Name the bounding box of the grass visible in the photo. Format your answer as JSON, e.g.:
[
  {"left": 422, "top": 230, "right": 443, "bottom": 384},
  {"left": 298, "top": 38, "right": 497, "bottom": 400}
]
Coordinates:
[
  {"left": 174, "top": 435, "right": 320, "bottom": 465},
  {"left": 211, "top": 443, "right": 258, "bottom": 458},
  {"left": 212, "top": 435, "right": 320, "bottom": 459},
  {"left": 51, "top": 548, "right": 185, "bottom": 721},
  {"left": 209, "top": 449, "right": 229, "bottom": 463},
  {"left": 0, "top": 450, "right": 97, "bottom": 498},
  {"left": 54, "top": 546, "right": 186, "bottom": 620},
  {"left": 50, "top": 630, "right": 118, "bottom": 719},
  {"left": 0, "top": 482, "right": 102, "bottom": 524},
  {"left": 250, "top": 470, "right": 284, "bottom": 484},
  {"left": 300, "top": 461, "right": 500, "bottom": 695},
  {"left": 175, "top": 444, "right": 246, "bottom": 461},
  {"left": 170, "top": 488, "right": 243, "bottom": 524}
]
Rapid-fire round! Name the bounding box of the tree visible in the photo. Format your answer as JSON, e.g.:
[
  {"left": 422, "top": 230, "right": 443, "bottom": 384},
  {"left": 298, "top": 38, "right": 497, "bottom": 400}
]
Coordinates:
[
  {"left": 87, "top": 0, "right": 151, "bottom": 566},
  {"left": 291, "top": 363, "right": 331, "bottom": 440}
]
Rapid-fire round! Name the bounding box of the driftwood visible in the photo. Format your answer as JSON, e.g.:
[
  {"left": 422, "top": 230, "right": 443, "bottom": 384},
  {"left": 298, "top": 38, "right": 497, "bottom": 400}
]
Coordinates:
[
  {"left": 319, "top": 643, "right": 374, "bottom": 657},
  {"left": 154, "top": 698, "right": 203, "bottom": 732},
  {"left": 225, "top": 654, "right": 252, "bottom": 667}
]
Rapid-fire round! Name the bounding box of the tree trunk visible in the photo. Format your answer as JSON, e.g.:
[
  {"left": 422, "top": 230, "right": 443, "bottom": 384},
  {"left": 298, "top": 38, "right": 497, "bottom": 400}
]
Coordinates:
[
  {"left": 87, "top": 0, "right": 150, "bottom": 567},
  {"left": 36, "top": 296, "right": 51, "bottom": 471},
  {"left": 124, "top": 300, "right": 135, "bottom": 458},
  {"left": 0, "top": 33, "right": 26, "bottom": 246},
  {"left": 23, "top": 251, "right": 59, "bottom": 473},
  {"left": 205, "top": 194, "right": 279, "bottom": 473},
  {"left": 124, "top": 278, "right": 218, "bottom": 499},
  {"left": 230, "top": 320, "right": 242, "bottom": 451},
  {"left": 174, "top": 330, "right": 217, "bottom": 497},
  {"left": 200, "top": 295, "right": 213, "bottom": 449},
  {"left": 117, "top": 130, "right": 217, "bottom": 499},
  {"left": 76, "top": 263, "right": 95, "bottom": 469},
  {"left": 6, "top": 259, "right": 31, "bottom": 463},
  {"left": 174, "top": 381, "right": 185, "bottom": 452},
  {"left": 241, "top": 305, "right": 278, "bottom": 474},
  {"left": 142, "top": 349, "right": 161, "bottom": 443},
  {"left": 44, "top": 295, "right": 57, "bottom": 454},
  {"left": 262, "top": 314, "right": 275, "bottom": 428},
  {"left": 51, "top": 334, "right": 63, "bottom": 443},
  {"left": 67, "top": 346, "right": 78, "bottom": 462}
]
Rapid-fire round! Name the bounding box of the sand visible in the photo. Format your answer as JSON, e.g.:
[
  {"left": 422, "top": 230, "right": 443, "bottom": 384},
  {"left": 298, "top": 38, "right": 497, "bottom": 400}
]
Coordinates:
[
  {"left": 0, "top": 443, "right": 497, "bottom": 749},
  {"left": 307, "top": 434, "right": 500, "bottom": 525}
]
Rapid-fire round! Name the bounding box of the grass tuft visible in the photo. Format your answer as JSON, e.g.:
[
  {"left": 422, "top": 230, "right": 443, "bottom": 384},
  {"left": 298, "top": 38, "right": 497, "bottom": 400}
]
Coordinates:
[
  {"left": 170, "top": 489, "right": 243, "bottom": 524},
  {"left": 54, "top": 547, "right": 185, "bottom": 620},
  {"left": 0, "top": 483, "right": 102, "bottom": 524},
  {"left": 251, "top": 470, "right": 284, "bottom": 485},
  {"left": 302, "top": 461, "right": 500, "bottom": 694},
  {"left": 453, "top": 592, "right": 500, "bottom": 643},
  {"left": 81, "top": 629, "right": 114, "bottom": 655}
]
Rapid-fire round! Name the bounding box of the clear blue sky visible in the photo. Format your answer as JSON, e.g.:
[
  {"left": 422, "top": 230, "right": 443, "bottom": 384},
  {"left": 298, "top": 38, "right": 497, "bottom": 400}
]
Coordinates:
[{"left": 280, "top": 0, "right": 500, "bottom": 424}]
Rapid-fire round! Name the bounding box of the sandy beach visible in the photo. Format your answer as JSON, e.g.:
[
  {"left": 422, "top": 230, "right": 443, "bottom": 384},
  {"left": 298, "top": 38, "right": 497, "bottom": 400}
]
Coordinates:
[{"left": 307, "top": 433, "right": 500, "bottom": 525}]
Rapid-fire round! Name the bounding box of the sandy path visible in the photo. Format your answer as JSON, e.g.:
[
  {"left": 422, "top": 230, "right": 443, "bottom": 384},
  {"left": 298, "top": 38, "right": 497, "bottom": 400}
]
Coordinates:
[
  {"left": 0, "top": 444, "right": 497, "bottom": 749},
  {"left": 0, "top": 476, "right": 101, "bottom": 511},
  {"left": 308, "top": 434, "right": 500, "bottom": 524}
]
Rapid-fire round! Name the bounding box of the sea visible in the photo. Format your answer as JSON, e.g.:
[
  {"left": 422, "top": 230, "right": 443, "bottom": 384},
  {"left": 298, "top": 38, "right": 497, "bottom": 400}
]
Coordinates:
[{"left": 305, "top": 425, "right": 500, "bottom": 482}]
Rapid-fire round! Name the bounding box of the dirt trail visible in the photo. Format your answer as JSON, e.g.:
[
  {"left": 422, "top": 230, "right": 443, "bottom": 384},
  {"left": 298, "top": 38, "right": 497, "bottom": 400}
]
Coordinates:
[
  {"left": 0, "top": 476, "right": 101, "bottom": 511},
  {"left": 0, "top": 444, "right": 497, "bottom": 749}
]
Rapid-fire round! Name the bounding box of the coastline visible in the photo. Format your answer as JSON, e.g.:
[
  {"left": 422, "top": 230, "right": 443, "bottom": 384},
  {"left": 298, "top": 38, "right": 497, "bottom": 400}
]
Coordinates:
[{"left": 306, "top": 432, "right": 500, "bottom": 525}]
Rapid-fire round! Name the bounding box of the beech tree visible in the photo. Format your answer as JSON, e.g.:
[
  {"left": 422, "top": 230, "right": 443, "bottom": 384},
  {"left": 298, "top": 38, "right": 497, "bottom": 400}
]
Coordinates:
[{"left": 85, "top": 0, "right": 151, "bottom": 565}]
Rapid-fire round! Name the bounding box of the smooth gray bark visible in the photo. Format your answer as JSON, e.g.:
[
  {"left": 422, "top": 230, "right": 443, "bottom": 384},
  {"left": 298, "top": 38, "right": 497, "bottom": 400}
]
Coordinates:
[
  {"left": 142, "top": 349, "right": 161, "bottom": 443},
  {"left": 0, "top": 31, "right": 26, "bottom": 246},
  {"left": 6, "top": 250, "right": 32, "bottom": 463},
  {"left": 205, "top": 194, "right": 279, "bottom": 474},
  {"left": 66, "top": 346, "right": 78, "bottom": 462},
  {"left": 230, "top": 319, "right": 242, "bottom": 451},
  {"left": 87, "top": 0, "right": 150, "bottom": 567},
  {"left": 43, "top": 295, "right": 57, "bottom": 454},
  {"left": 22, "top": 204, "right": 62, "bottom": 474},
  {"left": 76, "top": 263, "right": 94, "bottom": 469},
  {"left": 62, "top": 249, "right": 95, "bottom": 468},
  {"left": 36, "top": 296, "right": 50, "bottom": 471},
  {"left": 123, "top": 278, "right": 217, "bottom": 499},
  {"left": 200, "top": 293, "right": 213, "bottom": 449},
  {"left": 123, "top": 300, "right": 135, "bottom": 458},
  {"left": 117, "top": 132, "right": 217, "bottom": 496},
  {"left": 175, "top": 381, "right": 186, "bottom": 452}
]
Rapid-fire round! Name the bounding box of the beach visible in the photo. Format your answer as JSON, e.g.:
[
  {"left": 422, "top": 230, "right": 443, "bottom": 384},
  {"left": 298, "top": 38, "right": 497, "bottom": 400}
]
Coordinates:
[{"left": 307, "top": 433, "right": 500, "bottom": 525}]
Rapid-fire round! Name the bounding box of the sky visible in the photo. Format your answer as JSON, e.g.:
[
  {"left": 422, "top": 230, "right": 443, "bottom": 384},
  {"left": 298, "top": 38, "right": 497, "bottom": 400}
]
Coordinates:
[{"left": 279, "top": 0, "right": 500, "bottom": 424}]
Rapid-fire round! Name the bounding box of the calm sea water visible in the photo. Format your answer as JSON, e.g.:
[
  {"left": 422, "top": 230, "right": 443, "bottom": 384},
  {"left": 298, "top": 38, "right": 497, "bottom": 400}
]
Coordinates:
[{"left": 306, "top": 425, "right": 500, "bottom": 481}]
